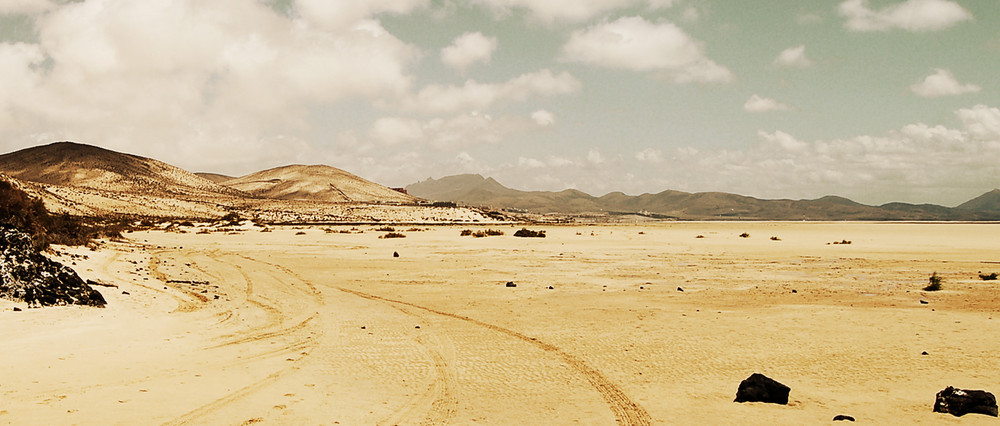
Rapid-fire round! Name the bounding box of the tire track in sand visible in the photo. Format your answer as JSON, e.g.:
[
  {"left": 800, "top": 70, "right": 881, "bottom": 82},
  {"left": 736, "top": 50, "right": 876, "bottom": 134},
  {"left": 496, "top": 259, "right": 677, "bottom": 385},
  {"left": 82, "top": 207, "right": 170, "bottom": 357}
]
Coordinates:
[{"left": 336, "top": 287, "right": 653, "bottom": 426}]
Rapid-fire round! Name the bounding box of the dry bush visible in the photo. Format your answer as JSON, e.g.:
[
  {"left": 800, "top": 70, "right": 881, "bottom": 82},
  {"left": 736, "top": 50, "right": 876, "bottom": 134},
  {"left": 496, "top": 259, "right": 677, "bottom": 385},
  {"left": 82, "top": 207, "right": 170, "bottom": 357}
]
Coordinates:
[
  {"left": 381, "top": 232, "right": 406, "bottom": 239},
  {"left": 513, "top": 228, "right": 545, "bottom": 238},
  {"left": 924, "top": 272, "right": 943, "bottom": 291}
]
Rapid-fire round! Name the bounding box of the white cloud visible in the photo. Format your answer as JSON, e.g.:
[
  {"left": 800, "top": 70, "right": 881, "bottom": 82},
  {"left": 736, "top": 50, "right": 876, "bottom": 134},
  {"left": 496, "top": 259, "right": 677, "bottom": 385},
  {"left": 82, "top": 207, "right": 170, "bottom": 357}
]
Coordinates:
[
  {"left": 368, "top": 111, "right": 555, "bottom": 149},
  {"left": 744, "top": 95, "right": 790, "bottom": 113},
  {"left": 773, "top": 45, "right": 811, "bottom": 68},
  {"left": 531, "top": 110, "right": 556, "bottom": 127},
  {"left": 635, "top": 148, "right": 663, "bottom": 163},
  {"left": 587, "top": 148, "right": 605, "bottom": 165},
  {"left": 956, "top": 105, "right": 1000, "bottom": 140},
  {"left": 910, "top": 69, "right": 981, "bottom": 97},
  {"left": 395, "top": 69, "right": 581, "bottom": 113},
  {"left": 473, "top": 0, "right": 668, "bottom": 23},
  {"left": 838, "top": 0, "right": 972, "bottom": 32},
  {"left": 518, "top": 157, "right": 546, "bottom": 168},
  {"left": 296, "top": 0, "right": 429, "bottom": 31},
  {"left": 0, "top": 0, "right": 427, "bottom": 172},
  {"left": 441, "top": 32, "right": 498, "bottom": 73},
  {"left": 561, "top": 16, "right": 733, "bottom": 84}
]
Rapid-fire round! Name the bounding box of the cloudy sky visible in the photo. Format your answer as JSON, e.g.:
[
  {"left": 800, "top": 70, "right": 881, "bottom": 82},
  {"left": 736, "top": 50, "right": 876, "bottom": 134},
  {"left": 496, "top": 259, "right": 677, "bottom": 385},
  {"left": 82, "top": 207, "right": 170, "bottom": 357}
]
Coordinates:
[{"left": 1, "top": 0, "right": 999, "bottom": 206}]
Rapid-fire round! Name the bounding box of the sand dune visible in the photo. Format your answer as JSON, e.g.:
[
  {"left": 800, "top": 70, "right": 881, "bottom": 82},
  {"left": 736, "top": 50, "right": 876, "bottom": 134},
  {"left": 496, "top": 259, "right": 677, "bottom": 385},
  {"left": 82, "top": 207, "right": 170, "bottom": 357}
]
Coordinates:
[{"left": 2, "top": 223, "right": 999, "bottom": 424}]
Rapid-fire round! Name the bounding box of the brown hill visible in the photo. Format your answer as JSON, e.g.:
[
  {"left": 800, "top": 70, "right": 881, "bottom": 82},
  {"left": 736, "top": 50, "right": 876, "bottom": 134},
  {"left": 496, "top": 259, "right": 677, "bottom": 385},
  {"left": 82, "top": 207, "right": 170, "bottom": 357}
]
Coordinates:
[
  {"left": 195, "top": 172, "right": 235, "bottom": 184},
  {"left": 956, "top": 189, "right": 1000, "bottom": 212},
  {"left": 407, "top": 174, "right": 1000, "bottom": 221},
  {"left": 0, "top": 141, "right": 240, "bottom": 197},
  {"left": 220, "top": 165, "right": 416, "bottom": 204}
]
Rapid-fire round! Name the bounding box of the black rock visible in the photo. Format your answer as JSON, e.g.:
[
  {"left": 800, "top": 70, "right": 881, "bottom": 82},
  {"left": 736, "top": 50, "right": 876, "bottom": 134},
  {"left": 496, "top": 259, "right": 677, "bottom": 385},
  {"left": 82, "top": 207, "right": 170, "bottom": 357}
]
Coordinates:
[
  {"left": 921, "top": 351, "right": 929, "bottom": 355},
  {"left": 12, "top": 306, "right": 21, "bottom": 311},
  {"left": 920, "top": 300, "right": 929, "bottom": 304},
  {"left": 934, "top": 386, "right": 998, "bottom": 417},
  {"left": 547, "top": 286, "right": 554, "bottom": 290},
  {"left": 677, "top": 287, "right": 684, "bottom": 292},
  {"left": 393, "top": 251, "right": 399, "bottom": 258},
  {"left": 734, "top": 373, "right": 790, "bottom": 405},
  {"left": 832, "top": 414, "right": 855, "bottom": 421},
  {"left": 0, "top": 225, "right": 105, "bottom": 307},
  {"left": 506, "top": 281, "right": 516, "bottom": 287}
]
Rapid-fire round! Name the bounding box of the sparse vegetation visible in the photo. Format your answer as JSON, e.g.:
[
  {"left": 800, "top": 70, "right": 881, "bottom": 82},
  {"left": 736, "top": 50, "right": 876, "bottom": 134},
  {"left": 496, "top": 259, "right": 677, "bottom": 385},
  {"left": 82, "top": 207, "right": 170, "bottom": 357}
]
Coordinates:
[
  {"left": 770, "top": 236, "right": 780, "bottom": 241},
  {"left": 979, "top": 272, "right": 998, "bottom": 281},
  {"left": 220, "top": 212, "right": 241, "bottom": 226},
  {"left": 381, "top": 232, "right": 406, "bottom": 239},
  {"left": 739, "top": 232, "right": 750, "bottom": 238},
  {"left": 375, "top": 226, "right": 395, "bottom": 232},
  {"left": 513, "top": 228, "right": 545, "bottom": 238},
  {"left": 830, "top": 240, "right": 853, "bottom": 245},
  {"left": 460, "top": 228, "right": 504, "bottom": 237},
  {"left": 924, "top": 272, "right": 943, "bottom": 291},
  {"left": 295, "top": 231, "right": 306, "bottom": 235},
  {"left": 695, "top": 235, "right": 704, "bottom": 239},
  {"left": 0, "top": 179, "right": 126, "bottom": 250}
]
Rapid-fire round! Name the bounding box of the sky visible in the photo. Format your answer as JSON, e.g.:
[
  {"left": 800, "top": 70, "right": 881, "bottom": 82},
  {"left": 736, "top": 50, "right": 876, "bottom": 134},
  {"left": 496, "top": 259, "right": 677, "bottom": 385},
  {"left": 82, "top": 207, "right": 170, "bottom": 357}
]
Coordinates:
[{"left": 1, "top": 0, "right": 999, "bottom": 206}]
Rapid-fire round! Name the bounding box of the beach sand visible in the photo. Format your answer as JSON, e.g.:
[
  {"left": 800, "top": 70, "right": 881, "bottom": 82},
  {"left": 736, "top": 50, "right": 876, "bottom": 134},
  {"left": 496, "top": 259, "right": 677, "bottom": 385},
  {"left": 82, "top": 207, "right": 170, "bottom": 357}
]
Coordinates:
[{"left": 2, "top": 222, "right": 999, "bottom": 424}]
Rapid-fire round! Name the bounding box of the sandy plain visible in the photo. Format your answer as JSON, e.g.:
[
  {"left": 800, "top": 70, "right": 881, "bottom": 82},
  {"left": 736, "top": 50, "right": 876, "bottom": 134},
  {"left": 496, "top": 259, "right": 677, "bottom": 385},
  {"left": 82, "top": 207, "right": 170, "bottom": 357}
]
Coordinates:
[{"left": 2, "top": 222, "right": 1000, "bottom": 425}]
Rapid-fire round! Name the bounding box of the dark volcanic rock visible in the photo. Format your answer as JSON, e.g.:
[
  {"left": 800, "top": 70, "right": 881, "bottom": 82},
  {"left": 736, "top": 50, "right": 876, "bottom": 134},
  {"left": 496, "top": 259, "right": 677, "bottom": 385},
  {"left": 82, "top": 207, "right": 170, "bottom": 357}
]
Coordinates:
[
  {"left": 505, "top": 281, "right": 516, "bottom": 287},
  {"left": 734, "top": 373, "right": 790, "bottom": 405},
  {"left": 832, "top": 414, "right": 855, "bottom": 421},
  {"left": 0, "top": 225, "right": 105, "bottom": 307},
  {"left": 934, "top": 386, "right": 998, "bottom": 417}
]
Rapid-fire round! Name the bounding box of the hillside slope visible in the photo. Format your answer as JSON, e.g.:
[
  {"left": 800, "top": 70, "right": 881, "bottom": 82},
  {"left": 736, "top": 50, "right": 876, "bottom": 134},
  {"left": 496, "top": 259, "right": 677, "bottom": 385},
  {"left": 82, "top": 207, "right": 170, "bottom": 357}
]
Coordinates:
[{"left": 221, "top": 164, "right": 416, "bottom": 204}]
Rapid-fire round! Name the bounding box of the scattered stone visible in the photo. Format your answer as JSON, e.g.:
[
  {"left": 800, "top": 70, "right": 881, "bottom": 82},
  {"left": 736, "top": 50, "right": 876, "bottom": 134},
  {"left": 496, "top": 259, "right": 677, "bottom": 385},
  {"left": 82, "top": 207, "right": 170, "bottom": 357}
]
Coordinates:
[
  {"left": 506, "top": 281, "right": 516, "bottom": 288},
  {"left": 547, "top": 286, "right": 554, "bottom": 290},
  {"left": 791, "top": 289, "right": 797, "bottom": 293},
  {"left": 734, "top": 373, "right": 790, "bottom": 405},
  {"left": 12, "top": 306, "right": 21, "bottom": 311},
  {"left": 933, "top": 386, "right": 998, "bottom": 417},
  {"left": 86, "top": 279, "right": 118, "bottom": 288},
  {"left": 392, "top": 251, "right": 399, "bottom": 258},
  {"left": 0, "top": 225, "right": 106, "bottom": 307},
  {"left": 920, "top": 300, "right": 929, "bottom": 304},
  {"left": 922, "top": 351, "right": 929, "bottom": 355},
  {"left": 121, "top": 291, "right": 130, "bottom": 295},
  {"left": 414, "top": 325, "right": 420, "bottom": 329},
  {"left": 832, "top": 414, "right": 855, "bottom": 421},
  {"left": 676, "top": 287, "right": 684, "bottom": 292},
  {"left": 361, "top": 326, "right": 366, "bottom": 330}
]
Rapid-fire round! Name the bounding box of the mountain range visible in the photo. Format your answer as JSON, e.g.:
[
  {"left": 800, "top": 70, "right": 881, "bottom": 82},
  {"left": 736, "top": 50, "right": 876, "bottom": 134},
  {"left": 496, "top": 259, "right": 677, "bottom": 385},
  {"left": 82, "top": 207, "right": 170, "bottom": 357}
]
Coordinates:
[
  {"left": 406, "top": 174, "right": 1000, "bottom": 221},
  {"left": 2, "top": 141, "right": 999, "bottom": 222},
  {"left": 0, "top": 142, "right": 479, "bottom": 223}
]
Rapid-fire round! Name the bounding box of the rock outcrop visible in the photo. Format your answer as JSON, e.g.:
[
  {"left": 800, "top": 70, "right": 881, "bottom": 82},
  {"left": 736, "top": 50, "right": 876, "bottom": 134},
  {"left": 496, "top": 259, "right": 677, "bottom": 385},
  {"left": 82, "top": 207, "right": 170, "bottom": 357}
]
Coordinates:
[
  {"left": 934, "top": 386, "right": 998, "bottom": 417},
  {"left": 0, "top": 225, "right": 105, "bottom": 307},
  {"left": 734, "top": 373, "right": 790, "bottom": 405}
]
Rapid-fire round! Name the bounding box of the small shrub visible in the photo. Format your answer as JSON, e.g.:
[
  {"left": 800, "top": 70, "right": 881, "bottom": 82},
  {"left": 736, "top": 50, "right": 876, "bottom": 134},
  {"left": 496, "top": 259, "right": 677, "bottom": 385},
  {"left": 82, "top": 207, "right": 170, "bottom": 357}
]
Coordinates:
[
  {"left": 923, "top": 272, "right": 943, "bottom": 291},
  {"left": 376, "top": 226, "right": 395, "bottom": 232},
  {"left": 295, "top": 231, "right": 306, "bottom": 235},
  {"left": 695, "top": 235, "right": 704, "bottom": 239},
  {"left": 513, "top": 228, "right": 545, "bottom": 238},
  {"left": 832, "top": 239, "right": 852, "bottom": 245},
  {"left": 770, "top": 236, "right": 780, "bottom": 241},
  {"left": 979, "top": 272, "right": 998, "bottom": 281},
  {"left": 220, "top": 212, "right": 241, "bottom": 226},
  {"left": 381, "top": 232, "right": 406, "bottom": 239},
  {"left": 485, "top": 229, "right": 504, "bottom": 236},
  {"left": 739, "top": 232, "right": 750, "bottom": 238},
  {"left": 460, "top": 229, "right": 473, "bottom": 236}
]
